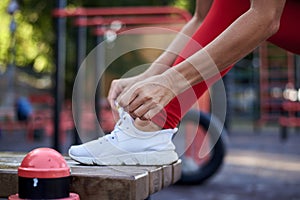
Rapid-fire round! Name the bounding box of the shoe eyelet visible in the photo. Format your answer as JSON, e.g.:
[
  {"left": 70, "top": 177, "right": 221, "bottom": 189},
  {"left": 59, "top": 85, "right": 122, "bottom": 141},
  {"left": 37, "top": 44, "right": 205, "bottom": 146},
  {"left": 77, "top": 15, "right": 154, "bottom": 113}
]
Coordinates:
[{"left": 111, "top": 136, "right": 114, "bottom": 139}]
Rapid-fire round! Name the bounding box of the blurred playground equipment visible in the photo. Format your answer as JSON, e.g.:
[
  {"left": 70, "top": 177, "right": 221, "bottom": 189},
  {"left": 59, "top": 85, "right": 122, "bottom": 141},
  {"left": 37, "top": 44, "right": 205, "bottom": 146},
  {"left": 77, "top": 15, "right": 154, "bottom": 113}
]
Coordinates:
[
  {"left": 257, "top": 42, "right": 296, "bottom": 126},
  {"left": 279, "top": 85, "right": 300, "bottom": 140},
  {"left": 52, "top": 5, "right": 227, "bottom": 184},
  {"left": 256, "top": 42, "right": 300, "bottom": 140}
]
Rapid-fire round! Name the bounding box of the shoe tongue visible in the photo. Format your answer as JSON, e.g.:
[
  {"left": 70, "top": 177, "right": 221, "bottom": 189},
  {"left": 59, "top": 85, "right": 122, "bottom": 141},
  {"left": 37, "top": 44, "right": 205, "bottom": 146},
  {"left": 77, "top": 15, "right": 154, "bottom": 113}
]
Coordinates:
[
  {"left": 118, "top": 111, "right": 137, "bottom": 134},
  {"left": 115, "top": 105, "right": 177, "bottom": 139},
  {"left": 115, "top": 110, "right": 146, "bottom": 138}
]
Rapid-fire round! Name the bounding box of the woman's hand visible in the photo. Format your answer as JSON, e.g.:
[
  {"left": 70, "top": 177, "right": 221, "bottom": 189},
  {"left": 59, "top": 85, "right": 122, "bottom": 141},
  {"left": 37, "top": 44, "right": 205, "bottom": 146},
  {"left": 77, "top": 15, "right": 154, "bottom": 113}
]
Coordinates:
[
  {"left": 117, "top": 74, "right": 176, "bottom": 120},
  {"left": 108, "top": 76, "right": 141, "bottom": 109}
]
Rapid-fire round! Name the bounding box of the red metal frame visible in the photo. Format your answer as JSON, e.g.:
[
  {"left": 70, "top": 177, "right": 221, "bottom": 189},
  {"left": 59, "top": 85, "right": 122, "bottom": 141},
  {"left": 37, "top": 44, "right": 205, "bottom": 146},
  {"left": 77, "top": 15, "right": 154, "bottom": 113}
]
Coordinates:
[
  {"left": 258, "top": 42, "right": 296, "bottom": 126},
  {"left": 53, "top": 6, "right": 191, "bottom": 36},
  {"left": 52, "top": 6, "right": 191, "bottom": 22},
  {"left": 75, "top": 16, "right": 187, "bottom": 26}
]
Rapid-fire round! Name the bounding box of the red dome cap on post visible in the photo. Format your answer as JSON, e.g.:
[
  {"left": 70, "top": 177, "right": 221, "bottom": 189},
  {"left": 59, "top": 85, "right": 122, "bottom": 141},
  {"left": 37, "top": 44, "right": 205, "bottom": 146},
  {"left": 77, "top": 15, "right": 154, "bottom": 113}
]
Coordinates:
[
  {"left": 9, "top": 148, "right": 79, "bottom": 200},
  {"left": 18, "top": 148, "right": 70, "bottom": 178}
]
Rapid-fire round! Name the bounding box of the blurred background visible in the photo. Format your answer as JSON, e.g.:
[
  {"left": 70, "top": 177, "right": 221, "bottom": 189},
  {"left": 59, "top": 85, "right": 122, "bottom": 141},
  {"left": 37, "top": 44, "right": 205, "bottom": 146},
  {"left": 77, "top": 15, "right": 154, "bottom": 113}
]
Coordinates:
[{"left": 0, "top": 0, "right": 300, "bottom": 199}]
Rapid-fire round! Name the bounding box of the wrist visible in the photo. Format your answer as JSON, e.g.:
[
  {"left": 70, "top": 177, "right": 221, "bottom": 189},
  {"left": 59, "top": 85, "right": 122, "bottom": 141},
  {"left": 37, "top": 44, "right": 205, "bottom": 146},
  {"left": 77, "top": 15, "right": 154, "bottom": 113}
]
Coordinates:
[
  {"left": 127, "top": 73, "right": 147, "bottom": 83},
  {"left": 162, "top": 68, "right": 190, "bottom": 96}
]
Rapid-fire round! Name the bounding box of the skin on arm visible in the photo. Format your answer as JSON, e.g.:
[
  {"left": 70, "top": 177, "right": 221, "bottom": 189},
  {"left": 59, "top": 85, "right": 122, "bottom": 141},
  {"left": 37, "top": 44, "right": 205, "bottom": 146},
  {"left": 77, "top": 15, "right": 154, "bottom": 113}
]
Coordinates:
[
  {"left": 144, "top": 0, "right": 213, "bottom": 77},
  {"left": 107, "top": 0, "right": 212, "bottom": 109},
  {"left": 118, "top": 0, "right": 286, "bottom": 130},
  {"left": 167, "top": 0, "right": 286, "bottom": 95}
]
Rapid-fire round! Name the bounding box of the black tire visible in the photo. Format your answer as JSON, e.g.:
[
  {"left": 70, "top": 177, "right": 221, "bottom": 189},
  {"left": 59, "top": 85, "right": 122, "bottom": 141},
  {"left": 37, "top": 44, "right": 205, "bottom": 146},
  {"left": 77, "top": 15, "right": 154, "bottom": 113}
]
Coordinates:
[{"left": 174, "top": 110, "right": 227, "bottom": 185}]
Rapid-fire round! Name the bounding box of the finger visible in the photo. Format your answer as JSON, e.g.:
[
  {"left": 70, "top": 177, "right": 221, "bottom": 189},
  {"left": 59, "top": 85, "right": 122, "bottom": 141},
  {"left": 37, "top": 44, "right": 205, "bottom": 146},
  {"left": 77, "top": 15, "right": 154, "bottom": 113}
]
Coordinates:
[
  {"left": 142, "top": 104, "right": 165, "bottom": 120},
  {"left": 108, "top": 97, "right": 116, "bottom": 110},
  {"left": 108, "top": 90, "right": 122, "bottom": 110},
  {"left": 127, "top": 96, "right": 149, "bottom": 114},
  {"left": 108, "top": 82, "right": 120, "bottom": 109},
  {"left": 130, "top": 100, "right": 153, "bottom": 119},
  {"left": 115, "top": 85, "right": 130, "bottom": 102},
  {"left": 117, "top": 88, "right": 137, "bottom": 109},
  {"left": 111, "top": 108, "right": 120, "bottom": 122},
  {"left": 108, "top": 82, "right": 129, "bottom": 109}
]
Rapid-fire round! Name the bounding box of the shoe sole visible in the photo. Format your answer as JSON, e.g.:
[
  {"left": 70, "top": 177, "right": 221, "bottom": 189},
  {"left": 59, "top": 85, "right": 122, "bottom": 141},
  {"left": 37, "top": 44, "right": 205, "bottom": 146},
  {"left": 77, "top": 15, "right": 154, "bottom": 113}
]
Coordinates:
[{"left": 69, "top": 150, "right": 178, "bottom": 166}]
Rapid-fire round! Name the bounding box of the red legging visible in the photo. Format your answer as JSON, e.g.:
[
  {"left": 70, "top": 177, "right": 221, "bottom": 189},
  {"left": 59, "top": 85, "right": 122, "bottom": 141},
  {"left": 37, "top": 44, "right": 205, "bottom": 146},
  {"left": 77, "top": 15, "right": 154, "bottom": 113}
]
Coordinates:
[{"left": 152, "top": 0, "right": 300, "bottom": 129}]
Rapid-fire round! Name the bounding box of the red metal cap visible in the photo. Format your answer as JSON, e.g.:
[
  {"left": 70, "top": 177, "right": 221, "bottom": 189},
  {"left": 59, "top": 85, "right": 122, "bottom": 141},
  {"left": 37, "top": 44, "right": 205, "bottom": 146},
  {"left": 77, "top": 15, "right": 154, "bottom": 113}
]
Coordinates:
[{"left": 18, "top": 148, "right": 70, "bottom": 178}]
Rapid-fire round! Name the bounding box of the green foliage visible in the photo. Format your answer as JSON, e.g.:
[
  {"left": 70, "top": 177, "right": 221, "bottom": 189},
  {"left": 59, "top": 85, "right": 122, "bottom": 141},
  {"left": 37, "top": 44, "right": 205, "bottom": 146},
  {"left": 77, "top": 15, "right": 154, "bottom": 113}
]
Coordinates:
[
  {"left": 0, "top": 0, "right": 54, "bottom": 73},
  {"left": 18, "top": 0, "right": 55, "bottom": 72},
  {"left": 172, "top": 0, "right": 196, "bottom": 13},
  {"left": 0, "top": 0, "right": 14, "bottom": 71}
]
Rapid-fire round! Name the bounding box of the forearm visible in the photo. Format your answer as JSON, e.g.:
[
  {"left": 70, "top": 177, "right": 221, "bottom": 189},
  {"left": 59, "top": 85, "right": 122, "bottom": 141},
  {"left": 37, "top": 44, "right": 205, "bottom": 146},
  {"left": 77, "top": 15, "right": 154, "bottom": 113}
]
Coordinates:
[
  {"left": 164, "top": 1, "right": 285, "bottom": 95},
  {"left": 153, "top": 0, "right": 213, "bottom": 69},
  {"left": 137, "top": 15, "right": 204, "bottom": 80},
  {"left": 136, "top": 0, "right": 214, "bottom": 80}
]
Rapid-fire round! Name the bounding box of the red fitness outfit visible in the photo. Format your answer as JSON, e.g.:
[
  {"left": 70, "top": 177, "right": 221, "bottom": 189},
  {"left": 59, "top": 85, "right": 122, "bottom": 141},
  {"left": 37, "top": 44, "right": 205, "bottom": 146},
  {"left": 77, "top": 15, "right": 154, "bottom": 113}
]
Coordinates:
[{"left": 152, "top": 0, "right": 300, "bottom": 129}]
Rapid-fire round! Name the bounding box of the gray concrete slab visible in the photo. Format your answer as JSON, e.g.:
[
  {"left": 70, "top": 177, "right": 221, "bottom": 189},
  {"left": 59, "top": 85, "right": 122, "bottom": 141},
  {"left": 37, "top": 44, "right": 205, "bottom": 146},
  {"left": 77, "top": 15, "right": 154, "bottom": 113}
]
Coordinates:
[{"left": 152, "top": 127, "right": 300, "bottom": 200}]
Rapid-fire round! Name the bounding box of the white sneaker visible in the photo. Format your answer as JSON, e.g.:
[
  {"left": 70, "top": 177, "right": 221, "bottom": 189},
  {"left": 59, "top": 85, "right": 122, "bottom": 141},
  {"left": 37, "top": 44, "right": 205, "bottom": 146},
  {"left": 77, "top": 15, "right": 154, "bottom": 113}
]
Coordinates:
[{"left": 69, "top": 107, "right": 178, "bottom": 165}]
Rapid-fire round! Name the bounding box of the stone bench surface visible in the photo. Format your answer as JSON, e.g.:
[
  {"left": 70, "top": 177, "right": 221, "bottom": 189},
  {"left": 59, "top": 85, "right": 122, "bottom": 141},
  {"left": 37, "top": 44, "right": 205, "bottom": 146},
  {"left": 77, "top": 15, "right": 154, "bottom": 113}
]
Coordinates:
[{"left": 0, "top": 152, "right": 181, "bottom": 200}]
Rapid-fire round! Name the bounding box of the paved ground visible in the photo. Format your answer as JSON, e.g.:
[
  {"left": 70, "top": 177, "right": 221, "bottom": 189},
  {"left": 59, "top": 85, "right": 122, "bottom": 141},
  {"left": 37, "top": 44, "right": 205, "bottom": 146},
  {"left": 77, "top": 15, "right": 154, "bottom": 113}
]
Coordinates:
[
  {"left": 0, "top": 124, "right": 300, "bottom": 200},
  {"left": 152, "top": 125, "right": 300, "bottom": 200}
]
